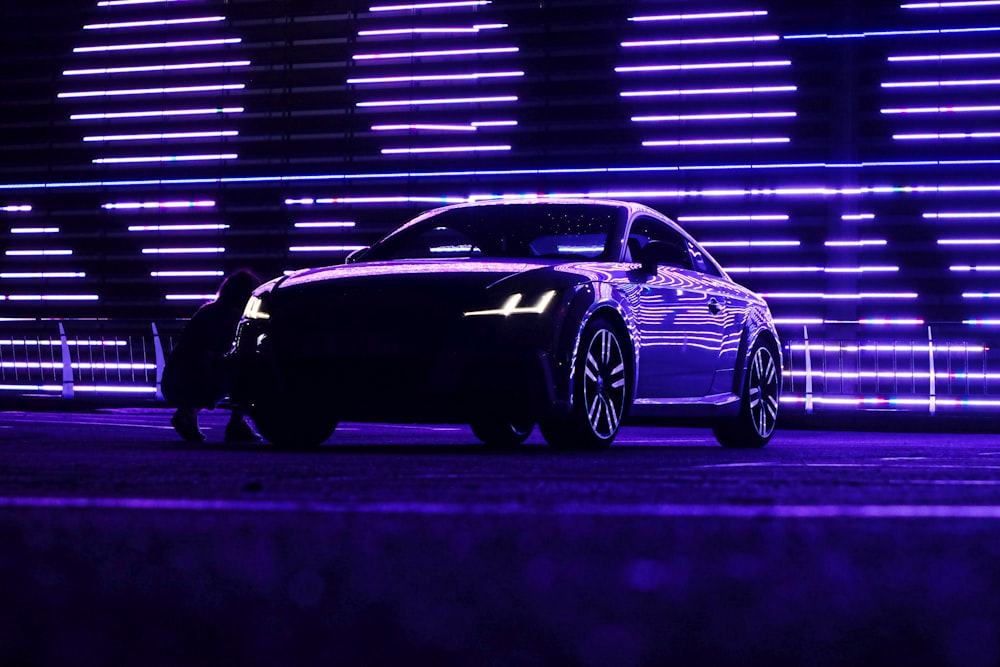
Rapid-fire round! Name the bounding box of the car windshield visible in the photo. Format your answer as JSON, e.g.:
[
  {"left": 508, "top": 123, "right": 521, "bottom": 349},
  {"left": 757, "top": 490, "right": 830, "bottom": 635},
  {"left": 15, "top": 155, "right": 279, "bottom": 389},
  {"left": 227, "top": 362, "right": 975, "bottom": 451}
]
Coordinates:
[{"left": 365, "top": 203, "right": 621, "bottom": 262}]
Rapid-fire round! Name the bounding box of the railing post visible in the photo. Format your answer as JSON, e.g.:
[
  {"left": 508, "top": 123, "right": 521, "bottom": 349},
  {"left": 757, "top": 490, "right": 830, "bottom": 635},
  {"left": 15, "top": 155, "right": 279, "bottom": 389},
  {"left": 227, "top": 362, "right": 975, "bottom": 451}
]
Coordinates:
[
  {"left": 803, "top": 325, "right": 813, "bottom": 414},
  {"left": 927, "top": 326, "right": 936, "bottom": 415},
  {"left": 58, "top": 322, "right": 74, "bottom": 400},
  {"left": 151, "top": 322, "right": 165, "bottom": 401}
]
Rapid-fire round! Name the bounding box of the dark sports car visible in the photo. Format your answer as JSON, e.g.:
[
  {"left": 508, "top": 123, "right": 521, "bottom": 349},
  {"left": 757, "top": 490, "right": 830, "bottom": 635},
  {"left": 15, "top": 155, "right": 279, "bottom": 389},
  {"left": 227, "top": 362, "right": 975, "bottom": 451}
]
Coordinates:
[{"left": 229, "top": 199, "right": 781, "bottom": 450}]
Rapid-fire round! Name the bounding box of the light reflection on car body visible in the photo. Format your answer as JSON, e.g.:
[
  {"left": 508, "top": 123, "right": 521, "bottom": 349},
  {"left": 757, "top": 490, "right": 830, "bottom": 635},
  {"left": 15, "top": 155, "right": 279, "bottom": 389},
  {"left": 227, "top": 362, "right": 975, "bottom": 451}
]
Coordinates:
[{"left": 229, "top": 198, "right": 782, "bottom": 450}]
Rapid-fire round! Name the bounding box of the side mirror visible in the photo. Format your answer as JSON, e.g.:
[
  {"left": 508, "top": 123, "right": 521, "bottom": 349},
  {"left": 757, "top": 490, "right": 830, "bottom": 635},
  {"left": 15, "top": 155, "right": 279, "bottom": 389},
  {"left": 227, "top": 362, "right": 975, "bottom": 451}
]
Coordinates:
[
  {"left": 345, "top": 246, "right": 370, "bottom": 264},
  {"left": 638, "top": 240, "right": 689, "bottom": 273}
]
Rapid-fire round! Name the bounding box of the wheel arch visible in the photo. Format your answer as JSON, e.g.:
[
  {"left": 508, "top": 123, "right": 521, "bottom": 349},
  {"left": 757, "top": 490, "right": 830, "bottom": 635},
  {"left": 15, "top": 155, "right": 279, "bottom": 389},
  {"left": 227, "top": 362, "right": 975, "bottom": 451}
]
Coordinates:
[
  {"left": 566, "top": 299, "right": 638, "bottom": 415},
  {"left": 733, "top": 325, "right": 782, "bottom": 400}
]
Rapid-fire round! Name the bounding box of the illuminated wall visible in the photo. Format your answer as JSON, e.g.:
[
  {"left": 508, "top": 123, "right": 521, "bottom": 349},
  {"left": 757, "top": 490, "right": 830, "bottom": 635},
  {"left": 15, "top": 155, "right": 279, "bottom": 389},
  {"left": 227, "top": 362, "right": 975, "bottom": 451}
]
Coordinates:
[{"left": 3, "top": 0, "right": 1000, "bottom": 350}]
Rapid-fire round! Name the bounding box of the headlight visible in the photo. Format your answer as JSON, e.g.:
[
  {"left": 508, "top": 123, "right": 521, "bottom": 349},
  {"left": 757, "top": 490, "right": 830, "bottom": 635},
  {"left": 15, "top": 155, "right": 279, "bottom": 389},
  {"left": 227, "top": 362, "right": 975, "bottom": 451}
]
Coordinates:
[
  {"left": 463, "top": 290, "right": 557, "bottom": 317},
  {"left": 241, "top": 295, "right": 270, "bottom": 320}
]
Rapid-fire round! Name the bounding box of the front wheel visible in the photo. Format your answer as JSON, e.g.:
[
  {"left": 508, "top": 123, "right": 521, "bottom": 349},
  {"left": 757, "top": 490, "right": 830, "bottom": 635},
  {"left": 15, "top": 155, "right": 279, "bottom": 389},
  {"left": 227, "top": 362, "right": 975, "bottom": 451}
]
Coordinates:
[
  {"left": 252, "top": 397, "right": 337, "bottom": 450},
  {"left": 712, "top": 342, "right": 779, "bottom": 449},
  {"left": 540, "top": 317, "right": 631, "bottom": 451}
]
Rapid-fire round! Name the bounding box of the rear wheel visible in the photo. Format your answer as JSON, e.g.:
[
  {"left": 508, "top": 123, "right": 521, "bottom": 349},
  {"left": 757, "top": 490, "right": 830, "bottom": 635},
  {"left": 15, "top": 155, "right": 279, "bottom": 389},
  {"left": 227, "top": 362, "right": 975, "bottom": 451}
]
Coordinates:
[
  {"left": 470, "top": 417, "right": 534, "bottom": 449},
  {"left": 540, "top": 317, "right": 630, "bottom": 450},
  {"left": 713, "top": 341, "right": 779, "bottom": 449},
  {"left": 252, "top": 396, "right": 336, "bottom": 450}
]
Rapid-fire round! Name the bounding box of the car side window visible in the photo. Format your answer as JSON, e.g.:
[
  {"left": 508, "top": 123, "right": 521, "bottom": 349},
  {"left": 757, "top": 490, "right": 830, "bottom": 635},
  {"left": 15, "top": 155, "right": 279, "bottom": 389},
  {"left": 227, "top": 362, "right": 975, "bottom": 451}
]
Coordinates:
[
  {"left": 687, "top": 241, "right": 723, "bottom": 277},
  {"left": 626, "top": 216, "right": 693, "bottom": 270}
]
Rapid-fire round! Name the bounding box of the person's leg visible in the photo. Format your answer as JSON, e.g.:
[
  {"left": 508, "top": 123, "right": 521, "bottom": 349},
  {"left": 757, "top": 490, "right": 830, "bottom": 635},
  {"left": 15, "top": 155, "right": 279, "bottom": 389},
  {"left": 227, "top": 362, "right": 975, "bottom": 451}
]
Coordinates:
[
  {"left": 225, "top": 405, "right": 260, "bottom": 442},
  {"left": 170, "top": 406, "right": 205, "bottom": 442}
]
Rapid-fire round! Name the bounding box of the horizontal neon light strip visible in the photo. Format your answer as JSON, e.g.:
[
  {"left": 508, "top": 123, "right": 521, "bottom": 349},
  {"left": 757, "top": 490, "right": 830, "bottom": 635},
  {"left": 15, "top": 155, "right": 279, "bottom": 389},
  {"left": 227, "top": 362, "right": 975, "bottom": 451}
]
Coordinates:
[
  {"left": 772, "top": 318, "right": 924, "bottom": 326},
  {"left": 760, "top": 292, "right": 918, "bottom": 299},
  {"left": 165, "top": 294, "right": 217, "bottom": 301},
  {"left": 286, "top": 196, "right": 467, "bottom": 205},
  {"left": 938, "top": 239, "right": 1000, "bottom": 245},
  {"left": 963, "top": 292, "right": 1000, "bottom": 298},
  {"left": 358, "top": 24, "right": 507, "bottom": 36},
  {"left": 370, "top": 1, "right": 490, "bottom": 10},
  {"left": 700, "top": 240, "right": 799, "bottom": 247},
  {"left": 72, "top": 107, "right": 244, "bottom": 121},
  {"left": 842, "top": 213, "right": 875, "bottom": 220},
  {"left": 727, "top": 266, "right": 898, "bottom": 274},
  {"left": 616, "top": 60, "right": 789, "bottom": 73},
  {"left": 293, "top": 221, "right": 356, "bottom": 228},
  {"left": 677, "top": 214, "right": 788, "bottom": 221},
  {"left": 381, "top": 145, "right": 510, "bottom": 154},
  {"left": 773, "top": 318, "right": 824, "bottom": 325},
  {"left": 785, "top": 26, "right": 1000, "bottom": 39},
  {"left": 358, "top": 95, "right": 516, "bottom": 108},
  {"left": 883, "top": 79, "right": 1000, "bottom": 89},
  {"left": 98, "top": 0, "right": 187, "bottom": 5},
  {"left": 151, "top": 271, "right": 224, "bottom": 277},
  {"left": 926, "top": 212, "right": 1000, "bottom": 219},
  {"left": 825, "top": 239, "right": 887, "bottom": 246},
  {"left": 74, "top": 386, "right": 157, "bottom": 394},
  {"left": 128, "top": 224, "right": 229, "bottom": 231},
  {"left": 348, "top": 71, "right": 522, "bottom": 85},
  {"left": 141, "top": 247, "right": 224, "bottom": 254},
  {"left": 64, "top": 61, "right": 250, "bottom": 77},
  {"left": 1, "top": 205, "right": 31, "bottom": 212},
  {"left": 84, "top": 16, "right": 225, "bottom": 30},
  {"left": 103, "top": 200, "right": 214, "bottom": 210},
  {"left": 0, "top": 362, "right": 154, "bottom": 370},
  {"left": 373, "top": 123, "right": 477, "bottom": 132},
  {"left": 622, "top": 86, "right": 796, "bottom": 97},
  {"left": 788, "top": 344, "right": 985, "bottom": 352},
  {"left": 0, "top": 295, "right": 97, "bottom": 301},
  {"left": 0, "top": 340, "right": 125, "bottom": 346},
  {"left": 632, "top": 112, "right": 795, "bottom": 123},
  {"left": 889, "top": 52, "right": 1000, "bottom": 62},
  {"left": 5, "top": 249, "right": 72, "bottom": 256},
  {"left": 0, "top": 272, "right": 84, "bottom": 279},
  {"left": 354, "top": 47, "right": 517, "bottom": 61},
  {"left": 965, "top": 319, "right": 1000, "bottom": 325},
  {"left": 781, "top": 396, "right": 1000, "bottom": 408},
  {"left": 882, "top": 105, "right": 1000, "bottom": 115},
  {"left": 895, "top": 132, "right": 1000, "bottom": 140},
  {"left": 10, "top": 228, "right": 59, "bottom": 234},
  {"left": 93, "top": 154, "right": 237, "bottom": 164},
  {"left": 786, "top": 371, "right": 1000, "bottom": 380},
  {"left": 60, "top": 84, "right": 245, "bottom": 99},
  {"left": 643, "top": 137, "right": 789, "bottom": 147},
  {"left": 951, "top": 265, "right": 1000, "bottom": 271},
  {"left": 289, "top": 245, "right": 367, "bottom": 252},
  {"left": 73, "top": 38, "right": 241, "bottom": 53},
  {"left": 902, "top": 0, "right": 1000, "bottom": 7},
  {"left": 84, "top": 131, "right": 238, "bottom": 142},
  {"left": 622, "top": 35, "right": 779, "bottom": 47},
  {"left": 629, "top": 10, "right": 768, "bottom": 22}
]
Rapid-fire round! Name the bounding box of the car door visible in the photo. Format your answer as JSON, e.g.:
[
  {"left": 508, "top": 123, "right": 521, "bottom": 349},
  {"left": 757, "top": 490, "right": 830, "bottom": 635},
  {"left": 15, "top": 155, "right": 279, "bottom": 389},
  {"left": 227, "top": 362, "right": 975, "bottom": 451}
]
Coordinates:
[{"left": 626, "top": 216, "right": 720, "bottom": 398}]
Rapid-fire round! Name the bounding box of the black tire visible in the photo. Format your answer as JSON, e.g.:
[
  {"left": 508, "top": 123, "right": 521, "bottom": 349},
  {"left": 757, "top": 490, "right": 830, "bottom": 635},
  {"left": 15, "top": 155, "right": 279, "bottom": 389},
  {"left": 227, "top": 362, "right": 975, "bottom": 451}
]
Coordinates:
[
  {"left": 713, "top": 341, "right": 779, "bottom": 449},
  {"left": 251, "top": 397, "right": 336, "bottom": 450},
  {"left": 540, "top": 316, "right": 630, "bottom": 451},
  {"left": 470, "top": 417, "right": 534, "bottom": 449}
]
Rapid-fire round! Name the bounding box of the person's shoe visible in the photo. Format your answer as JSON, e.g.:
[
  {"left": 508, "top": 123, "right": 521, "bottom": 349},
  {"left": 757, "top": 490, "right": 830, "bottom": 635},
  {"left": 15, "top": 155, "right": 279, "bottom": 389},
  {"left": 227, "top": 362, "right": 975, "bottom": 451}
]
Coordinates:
[
  {"left": 171, "top": 409, "right": 206, "bottom": 442},
  {"left": 225, "top": 416, "right": 261, "bottom": 443}
]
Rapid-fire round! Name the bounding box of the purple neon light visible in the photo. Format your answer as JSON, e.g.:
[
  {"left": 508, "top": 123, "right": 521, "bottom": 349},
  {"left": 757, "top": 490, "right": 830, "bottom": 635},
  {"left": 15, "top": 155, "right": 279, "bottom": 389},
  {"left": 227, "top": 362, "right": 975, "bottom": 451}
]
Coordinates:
[
  {"left": 629, "top": 10, "right": 768, "bottom": 22},
  {"left": 151, "top": 271, "right": 224, "bottom": 278},
  {"left": 84, "top": 16, "right": 225, "bottom": 30},
  {"left": 634, "top": 112, "right": 794, "bottom": 123},
  {"left": 293, "top": 221, "right": 356, "bottom": 229},
  {"left": 841, "top": 213, "right": 875, "bottom": 220},
  {"left": 73, "top": 38, "right": 241, "bottom": 53},
  {"left": 0, "top": 295, "right": 98, "bottom": 301},
  {"left": 289, "top": 245, "right": 367, "bottom": 253},
  {"left": 938, "top": 238, "right": 1000, "bottom": 245},
  {"left": 72, "top": 107, "right": 244, "bottom": 121},
  {"left": 788, "top": 343, "right": 981, "bottom": 352},
  {"left": 165, "top": 294, "right": 218, "bottom": 301},
  {"left": 60, "top": 84, "right": 245, "bottom": 99},
  {"left": 784, "top": 26, "right": 1000, "bottom": 40},
  {"left": 141, "top": 247, "right": 225, "bottom": 254},
  {"left": 825, "top": 239, "right": 886, "bottom": 246},
  {"left": 963, "top": 293, "right": 1000, "bottom": 299},
  {"left": 965, "top": 319, "right": 1000, "bottom": 325},
  {"left": 882, "top": 105, "right": 1000, "bottom": 115},
  {"left": 889, "top": 52, "right": 1000, "bottom": 62},
  {"left": 353, "top": 47, "right": 517, "bottom": 61},
  {"left": 285, "top": 196, "right": 466, "bottom": 205},
  {"left": 10, "top": 227, "right": 58, "bottom": 234},
  {"left": 699, "top": 240, "right": 799, "bottom": 248},
  {"left": 622, "top": 35, "right": 779, "bottom": 48},
  {"left": 677, "top": 214, "right": 788, "bottom": 221},
  {"left": 902, "top": 0, "right": 1000, "bottom": 7},
  {"left": 0, "top": 339, "right": 124, "bottom": 346},
  {"left": 895, "top": 132, "right": 1000, "bottom": 141},
  {"left": 1, "top": 205, "right": 31, "bottom": 212},
  {"left": 615, "top": 60, "right": 790, "bottom": 73},
  {"left": 950, "top": 265, "right": 1000, "bottom": 271},
  {"left": 103, "top": 200, "right": 214, "bottom": 210},
  {"left": 642, "top": 137, "right": 789, "bottom": 147},
  {"left": 98, "top": 0, "right": 188, "bottom": 5},
  {"left": 759, "top": 292, "right": 918, "bottom": 299},
  {"left": 358, "top": 24, "right": 507, "bottom": 37},
  {"left": 93, "top": 154, "right": 237, "bottom": 164},
  {"left": 621, "top": 86, "right": 796, "bottom": 97},
  {"left": 370, "top": 1, "right": 491, "bottom": 10},
  {"left": 925, "top": 212, "right": 1000, "bottom": 219},
  {"left": 128, "top": 224, "right": 229, "bottom": 232},
  {"left": 357, "top": 95, "right": 517, "bottom": 108},
  {"left": 348, "top": 71, "right": 523, "bottom": 85},
  {"left": 0, "top": 272, "right": 85, "bottom": 279},
  {"left": 64, "top": 61, "right": 250, "bottom": 77},
  {"left": 381, "top": 145, "right": 510, "bottom": 154},
  {"left": 84, "top": 131, "right": 238, "bottom": 142},
  {"left": 373, "top": 124, "right": 478, "bottom": 132},
  {"left": 727, "top": 266, "right": 898, "bottom": 274},
  {"left": 882, "top": 79, "right": 1000, "bottom": 89},
  {"left": 5, "top": 249, "right": 72, "bottom": 256}
]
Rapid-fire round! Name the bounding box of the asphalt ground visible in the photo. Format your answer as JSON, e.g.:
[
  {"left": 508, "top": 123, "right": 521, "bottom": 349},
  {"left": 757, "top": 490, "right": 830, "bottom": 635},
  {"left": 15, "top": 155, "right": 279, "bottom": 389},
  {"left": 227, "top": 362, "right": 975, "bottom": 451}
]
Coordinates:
[{"left": 2, "top": 408, "right": 1000, "bottom": 666}]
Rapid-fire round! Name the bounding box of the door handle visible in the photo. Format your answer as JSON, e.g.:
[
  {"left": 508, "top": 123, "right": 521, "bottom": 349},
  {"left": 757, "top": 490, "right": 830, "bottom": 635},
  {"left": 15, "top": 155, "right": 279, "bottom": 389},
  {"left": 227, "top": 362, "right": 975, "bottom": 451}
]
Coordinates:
[{"left": 708, "top": 297, "right": 725, "bottom": 315}]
